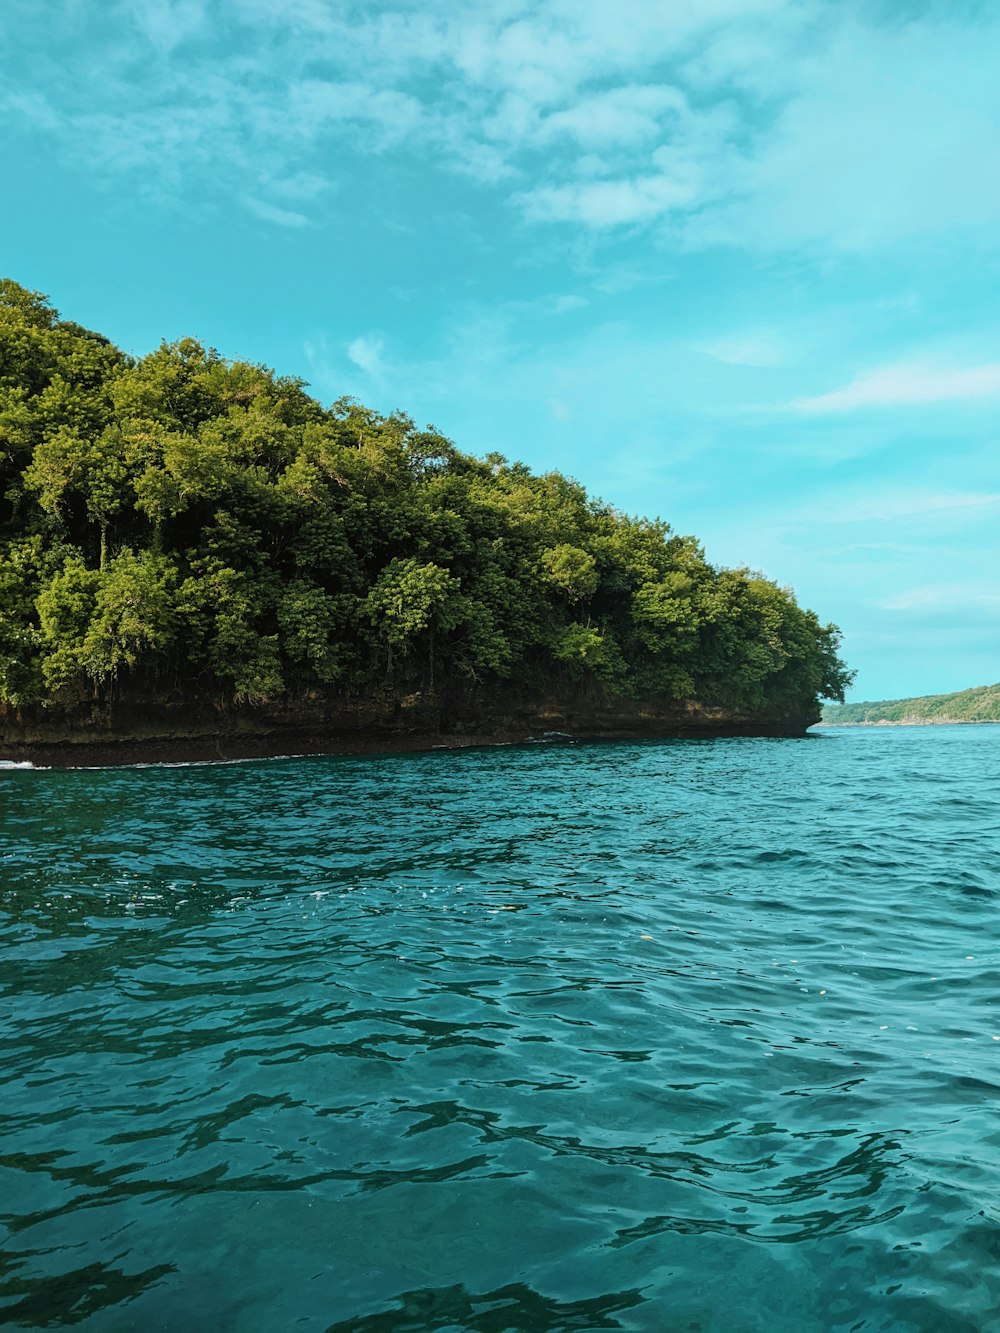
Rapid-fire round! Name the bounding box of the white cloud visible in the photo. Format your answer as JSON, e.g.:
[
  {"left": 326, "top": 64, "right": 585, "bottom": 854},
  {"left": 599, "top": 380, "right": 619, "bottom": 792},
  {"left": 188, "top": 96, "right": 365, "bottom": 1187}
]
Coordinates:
[
  {"left": 0, "top": 90, "right": 62, "bottom": 133},
  {"left": 534, "top": 85, "right": 687, "bottom": 149},
  {"left": 0, "top": 1, "right": 768, "bottom": 214},
  {"left": 880, "top": 583, "right": 1000, "bottom": 613},
  {"left": 802, "top": 489, "right": 1000, "bottom": 526},
  {"left": 133, "top": 0, "right": 207, "bottom": 55},
  {"left": 788, "top": 362, "right": 1000, "bottom": 413},
  {"left": 695, "top": 332, "right": 786, "bottom": 368},
  {"left": 269, "top": 172, "right": 331, "bottom": 202},
  {"left": 518, "top": 170, "right": 700, "bottom": 227},
  {"left": 346, "top": 335, "right": 386, "bottom": 379},
  {"left": 287, "top": 80, "right": 424, "bottom": 148},
  {"left": 7, "top": 0, "right": 1000, "bottom": 254},
  {"left": 707, "top": 491, "right": 1000, "bottom": 578},
  {"left": 242, "top": 196, "right": 309, "bottom": 228},
  {"left": 552, "top": 294, "right": 588, "bottom": 313},
  {"left": 690, "top": 15, "right": 1000, "bottom": 252}
]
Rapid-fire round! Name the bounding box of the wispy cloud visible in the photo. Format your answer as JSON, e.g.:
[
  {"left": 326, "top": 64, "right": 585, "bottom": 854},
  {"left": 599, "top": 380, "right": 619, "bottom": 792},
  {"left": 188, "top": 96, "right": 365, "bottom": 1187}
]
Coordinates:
[
  {"left": 879, "top": 583, "right": 1000, "bottom": 613},
  {"left": 287, "top": 80, "right": 424, "bottom": 149},
  {"left": 132, "top": 0, "right": 207, "bottom": 55},
  {"left": 6, "top": 0, "right": 998, "bottom": 252},
  {"left": 242, "top": 196, "right": 310, "bottom": 228},
  {"left": 797, "top": 489, "right": 1000, "bottom": 527},
  {"left": 788, "top": 362, "right": 1000, "bottom": 413},
  {"left": 532, "top": 85, "right": 688, "bottom": 150},
  {"left": 695, "top": 332, "right": 786, "bottom": 368},
  {"left": 346, "top": 335, "right": 386, "bottom": 379},
  {"left": 518, "top": 170, "right": 701, "bottom": 227}
]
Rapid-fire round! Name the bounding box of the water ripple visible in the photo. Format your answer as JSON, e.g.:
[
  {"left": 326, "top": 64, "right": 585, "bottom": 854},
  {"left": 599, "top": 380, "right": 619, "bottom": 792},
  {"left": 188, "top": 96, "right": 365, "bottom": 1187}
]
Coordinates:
[{"left": 2, "top": 727, "right": 1000, "bottom": 1330}]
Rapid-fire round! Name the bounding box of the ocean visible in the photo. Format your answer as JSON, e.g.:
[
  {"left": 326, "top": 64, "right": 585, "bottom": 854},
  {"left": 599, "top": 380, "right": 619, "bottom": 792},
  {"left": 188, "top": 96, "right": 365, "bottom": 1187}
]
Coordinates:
[{"left": 2, "top": 726, "right": 999, "bottom": 1330}]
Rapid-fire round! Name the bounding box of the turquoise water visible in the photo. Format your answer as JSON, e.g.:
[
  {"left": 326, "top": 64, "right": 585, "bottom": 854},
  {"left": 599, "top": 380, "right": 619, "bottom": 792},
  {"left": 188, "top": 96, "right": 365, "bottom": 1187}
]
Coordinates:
[{"left": 2, "top": 727, "right": 999, "bottom": 1331}]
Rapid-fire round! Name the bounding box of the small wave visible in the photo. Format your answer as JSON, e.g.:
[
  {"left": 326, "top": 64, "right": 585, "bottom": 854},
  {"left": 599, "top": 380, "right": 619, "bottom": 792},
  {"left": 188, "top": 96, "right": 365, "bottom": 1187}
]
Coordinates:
[{"left": 64, "top": 752, "right": 323, "bottom": 771}]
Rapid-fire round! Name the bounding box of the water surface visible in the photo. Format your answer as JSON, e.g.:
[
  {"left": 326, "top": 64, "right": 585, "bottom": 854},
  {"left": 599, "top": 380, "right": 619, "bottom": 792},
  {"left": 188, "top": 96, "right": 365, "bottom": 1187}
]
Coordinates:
[{"left": 2, "top": 727, "right": 999, "bottom": 1330}]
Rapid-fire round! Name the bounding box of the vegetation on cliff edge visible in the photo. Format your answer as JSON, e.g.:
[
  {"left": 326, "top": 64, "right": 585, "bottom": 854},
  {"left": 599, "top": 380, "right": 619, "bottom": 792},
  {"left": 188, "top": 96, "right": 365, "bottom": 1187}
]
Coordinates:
[
  {"left": 0, "top": 279, "right": 851, "bottom": 720},
  {"left": 822, "top": 682, "right": 1000, "bottom": 725}
]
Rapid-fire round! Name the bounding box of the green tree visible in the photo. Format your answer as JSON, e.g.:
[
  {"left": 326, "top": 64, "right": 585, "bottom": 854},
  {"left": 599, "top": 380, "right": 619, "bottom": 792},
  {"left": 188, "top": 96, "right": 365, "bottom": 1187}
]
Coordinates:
[
  {"left": 36, "top": 555, "right": 101, "bottom": 694},
  {"left": 0, "top": 277, "right": 853, "bottom": 724},
  {"left": 81, "top": 550, "right": 177, "bottom": 687},
  {"left": 25, "top": 425, "right": 129, "bottom": 568},
  {"left": 541, "top": 543, "right": 599, "bottom": 601}
]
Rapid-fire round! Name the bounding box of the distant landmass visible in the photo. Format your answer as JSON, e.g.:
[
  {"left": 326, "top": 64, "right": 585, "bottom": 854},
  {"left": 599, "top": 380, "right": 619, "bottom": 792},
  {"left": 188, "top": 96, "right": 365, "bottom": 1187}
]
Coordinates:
[{"left": 821, "top": 682, "right": 1000, "bottom": 725}]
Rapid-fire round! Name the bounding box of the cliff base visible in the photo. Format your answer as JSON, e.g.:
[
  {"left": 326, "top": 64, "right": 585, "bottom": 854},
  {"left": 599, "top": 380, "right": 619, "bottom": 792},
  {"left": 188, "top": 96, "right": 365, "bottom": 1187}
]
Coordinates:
[{"left": 0, "top": 686, "right": 816, "bottom": 767}]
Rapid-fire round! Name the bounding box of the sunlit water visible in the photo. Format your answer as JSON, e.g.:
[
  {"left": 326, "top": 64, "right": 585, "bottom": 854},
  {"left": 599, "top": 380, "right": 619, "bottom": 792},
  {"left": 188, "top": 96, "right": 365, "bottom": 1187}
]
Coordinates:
[{"left": 2, "top": 726, "right": 1000, "bottom": 1331}]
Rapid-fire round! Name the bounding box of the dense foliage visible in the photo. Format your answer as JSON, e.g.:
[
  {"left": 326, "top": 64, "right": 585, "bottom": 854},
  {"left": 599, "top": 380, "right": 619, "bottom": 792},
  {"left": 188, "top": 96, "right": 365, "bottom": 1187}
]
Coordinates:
[
  {"left": 0, "top": 280, "right": 851, "bottom": 718},
  {"left": 822, "top": 682, "right": 1000, "bottom": 725}
]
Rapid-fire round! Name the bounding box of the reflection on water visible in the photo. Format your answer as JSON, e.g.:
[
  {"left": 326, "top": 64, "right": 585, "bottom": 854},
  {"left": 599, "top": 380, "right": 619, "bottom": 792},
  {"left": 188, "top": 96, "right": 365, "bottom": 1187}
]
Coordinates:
[{"left": 2, "top": 728, "right": 1000, "bottom": 1330}]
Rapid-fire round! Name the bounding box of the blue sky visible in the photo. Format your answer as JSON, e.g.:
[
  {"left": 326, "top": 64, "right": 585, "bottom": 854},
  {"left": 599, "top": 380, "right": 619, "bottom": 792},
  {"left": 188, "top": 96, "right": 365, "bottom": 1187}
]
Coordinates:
[{"left": 2, "top": 0, "right": 999, "bottom": 700}]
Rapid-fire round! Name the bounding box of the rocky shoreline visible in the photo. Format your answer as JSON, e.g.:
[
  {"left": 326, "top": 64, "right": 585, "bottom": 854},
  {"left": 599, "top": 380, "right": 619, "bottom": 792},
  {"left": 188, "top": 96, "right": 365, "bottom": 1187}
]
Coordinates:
[
  {"left": 818, "top": 717, "right": 1000, "bottom": 727},
  {"left": 0, "top": 689, "right": 815, "bottom": 768}
]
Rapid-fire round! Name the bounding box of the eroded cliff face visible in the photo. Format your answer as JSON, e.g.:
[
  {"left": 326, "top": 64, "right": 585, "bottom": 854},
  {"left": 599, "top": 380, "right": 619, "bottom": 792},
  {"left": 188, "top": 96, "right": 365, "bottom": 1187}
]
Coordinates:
[{"left": 0, "top": 684, "right": 817, "bottom": 764}]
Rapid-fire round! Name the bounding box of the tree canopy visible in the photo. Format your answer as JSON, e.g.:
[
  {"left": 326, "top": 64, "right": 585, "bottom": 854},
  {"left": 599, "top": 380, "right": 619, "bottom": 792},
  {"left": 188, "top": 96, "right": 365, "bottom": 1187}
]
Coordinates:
[{"left": 0, "top": 280, "right": 852, "bottom": 719}]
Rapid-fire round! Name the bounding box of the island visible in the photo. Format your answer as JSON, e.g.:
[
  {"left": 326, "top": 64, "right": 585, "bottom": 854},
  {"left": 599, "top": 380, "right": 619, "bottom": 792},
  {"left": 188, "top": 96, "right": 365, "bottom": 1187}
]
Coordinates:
[
  {"left": 0, "top": 279, "right": 852, "bottom": 764},
  {"left": 821, "top": 682, "right": 1000, "bottom": 726}
]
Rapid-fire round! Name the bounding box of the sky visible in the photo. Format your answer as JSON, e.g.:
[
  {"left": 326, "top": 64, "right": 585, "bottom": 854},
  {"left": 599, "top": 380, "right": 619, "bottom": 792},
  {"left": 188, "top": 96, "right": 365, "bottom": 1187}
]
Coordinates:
[{"left": 2, "top": 0, "right": 999, "bottom": 701}]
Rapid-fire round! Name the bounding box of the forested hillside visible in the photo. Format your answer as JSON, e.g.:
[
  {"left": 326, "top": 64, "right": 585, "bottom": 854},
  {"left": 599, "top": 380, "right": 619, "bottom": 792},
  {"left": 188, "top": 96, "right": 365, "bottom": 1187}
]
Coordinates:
[
  {"left": 822, "top": 683, "right": 1000, "bottom": 725},
  {"left": 0, "top": 280, "right": 850, "bottom": 732}
]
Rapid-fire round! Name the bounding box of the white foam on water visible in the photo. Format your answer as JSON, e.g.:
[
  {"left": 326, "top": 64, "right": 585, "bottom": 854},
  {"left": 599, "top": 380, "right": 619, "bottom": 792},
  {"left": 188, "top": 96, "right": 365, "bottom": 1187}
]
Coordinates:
[{"left": 64, "top": 751, "right": 323, "bottom": 771}]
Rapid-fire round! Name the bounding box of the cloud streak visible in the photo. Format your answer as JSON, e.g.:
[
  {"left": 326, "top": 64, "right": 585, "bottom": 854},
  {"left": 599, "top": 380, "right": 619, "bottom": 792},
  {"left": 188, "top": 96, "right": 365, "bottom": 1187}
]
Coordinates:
[
  {"left": 788, "top": 362, "right": 1000, "bottom": 413},
  {"left": 879, "top": 583, "right": 1000, "bottom": 613},
  {"left": 242, "top": 196, "right": 310, "bottom": 228}
]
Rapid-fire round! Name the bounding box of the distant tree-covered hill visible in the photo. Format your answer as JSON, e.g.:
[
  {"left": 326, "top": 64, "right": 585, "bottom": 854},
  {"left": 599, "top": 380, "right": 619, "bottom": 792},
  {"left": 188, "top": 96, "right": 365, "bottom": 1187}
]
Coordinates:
[
  {"left": 0, "top": 279, "right": 851, "bottom": 735},
  {"left": 821, "top": 683, "right": 1000, "bottom": 725}
]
